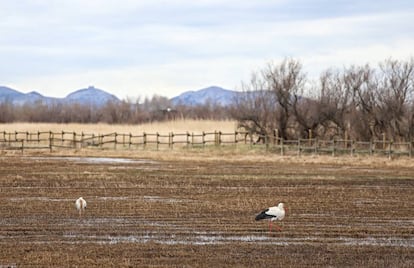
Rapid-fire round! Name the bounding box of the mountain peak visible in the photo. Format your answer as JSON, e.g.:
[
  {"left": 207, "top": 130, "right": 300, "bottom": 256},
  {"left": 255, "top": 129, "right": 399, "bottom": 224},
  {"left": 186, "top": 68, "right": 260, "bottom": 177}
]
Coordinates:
[
  {"left": 65, "top": 86, "right": 120, "bottom": 105},
  {"left": 171, "top": 85, "right": 238, "bottom": 106}
]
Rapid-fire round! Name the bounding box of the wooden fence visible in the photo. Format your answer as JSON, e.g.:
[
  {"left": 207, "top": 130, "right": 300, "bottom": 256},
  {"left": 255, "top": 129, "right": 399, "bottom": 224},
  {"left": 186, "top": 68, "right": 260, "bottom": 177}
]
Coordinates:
[{"left": 0, "top": 130, "right": 412, "bottom": 157}]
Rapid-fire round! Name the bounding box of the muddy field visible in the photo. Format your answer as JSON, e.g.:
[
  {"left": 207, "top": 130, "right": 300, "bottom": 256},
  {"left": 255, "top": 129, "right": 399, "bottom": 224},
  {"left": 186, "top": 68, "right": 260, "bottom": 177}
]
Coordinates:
[{"left": 0, "top": 153, "right": 413, "bottom": 267}]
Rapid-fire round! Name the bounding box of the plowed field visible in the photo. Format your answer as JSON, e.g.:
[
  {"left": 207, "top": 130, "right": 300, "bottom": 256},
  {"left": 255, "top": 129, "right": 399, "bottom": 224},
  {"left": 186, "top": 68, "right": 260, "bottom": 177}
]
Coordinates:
[{"left": 0, "top": 154, "right": 413, "bottom": 267}]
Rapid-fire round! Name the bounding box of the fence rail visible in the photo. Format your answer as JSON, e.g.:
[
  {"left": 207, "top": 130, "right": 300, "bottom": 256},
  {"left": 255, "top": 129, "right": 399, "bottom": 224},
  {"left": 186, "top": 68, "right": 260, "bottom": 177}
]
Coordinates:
[{"left": 0, "top": 130, "right": 412, "bottom": 157}]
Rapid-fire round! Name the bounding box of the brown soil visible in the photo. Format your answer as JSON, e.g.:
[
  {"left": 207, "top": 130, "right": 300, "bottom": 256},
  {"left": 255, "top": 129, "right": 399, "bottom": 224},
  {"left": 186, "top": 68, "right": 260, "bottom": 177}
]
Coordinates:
[{"left": 0, "top": 154, "right": 413, "bottom": 267}]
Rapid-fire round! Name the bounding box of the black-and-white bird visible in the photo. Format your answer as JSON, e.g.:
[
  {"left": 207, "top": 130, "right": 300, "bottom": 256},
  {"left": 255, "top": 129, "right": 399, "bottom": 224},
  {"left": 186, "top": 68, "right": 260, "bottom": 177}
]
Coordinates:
[
  {"left": 75, "top": 197, "right": 87, "bottom": 218},
  {"left": 255, "top": 202, "right": 287, "bottom": 232}
]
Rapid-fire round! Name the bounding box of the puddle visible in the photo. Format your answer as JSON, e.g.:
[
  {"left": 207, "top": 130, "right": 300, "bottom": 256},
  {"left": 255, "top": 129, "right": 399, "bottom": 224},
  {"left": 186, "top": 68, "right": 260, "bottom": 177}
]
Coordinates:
[
  {"left": 143, "top": 195, "right": 188, "bottom": 203},
  {"left": 25, "top": 156, "right": 156, "bottom": 164},
  {"left": 72, "top": 157, "right": 148, "bottom": 164},
  {"left": 2, "top": 226, "right": 413, "bottom": 247},
  {"left": 96, "top": 196, "right": 132, "bottom": 201},
  {"left": 339, "top": 237, "right": 414, "bottom": 247},
  {"left": 9, "top": 197, "right": 73, "bottom": 202},
  {"left": 58, "top": 233, "right": 414, "bottom": 247}
]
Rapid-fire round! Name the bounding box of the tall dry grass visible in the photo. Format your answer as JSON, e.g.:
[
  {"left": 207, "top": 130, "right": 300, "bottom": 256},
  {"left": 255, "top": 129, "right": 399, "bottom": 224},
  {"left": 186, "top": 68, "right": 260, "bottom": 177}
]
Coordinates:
[
  {"left": 0, "top": 119, "right": 238, "bottom": 135},
  {"left": 2, "top": 120, "right": 414, "bottom": 168}
]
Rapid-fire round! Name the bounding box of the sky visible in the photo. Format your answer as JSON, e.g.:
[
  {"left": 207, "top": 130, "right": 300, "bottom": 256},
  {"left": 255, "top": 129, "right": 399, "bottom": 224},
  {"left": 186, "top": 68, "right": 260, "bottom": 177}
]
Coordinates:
[{"left": 1, "top": 0, "right": 413, "bottom": 100}]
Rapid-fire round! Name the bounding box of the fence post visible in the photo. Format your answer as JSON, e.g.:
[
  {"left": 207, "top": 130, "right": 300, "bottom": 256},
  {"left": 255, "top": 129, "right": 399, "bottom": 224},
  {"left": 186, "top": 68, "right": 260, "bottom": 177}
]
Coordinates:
[
  {"left": 156, "top": 132, "right": 159, "bottom": 150},
  {"left": 73, "top": 132, "right": 76, "bottom": 149},
  {"left": 49, "top": 131, "right": 53, "bottom": 152},
  {"left": 143, "top": 132, "right": 147, "bottom": 149},
  {"left": 234, "top": 131, "right": 238, "bottom": 146},
  {"left": 370, "top": 140, "right": 373, "bottom": 155},
  {"left": 114, "top": 133, "right": 117, "bottom": 150},
  {"left": 298, "top": 138, "right": 301, "bottom": 156},
  {"left": 280, "top": 138, "right": 284, "bottom": 156},
  {"left": 218, "top": 131, "right": 222, "bottom": 146},
  {"left": 332, "top": 139, "right": 336, "bottom": 157}
]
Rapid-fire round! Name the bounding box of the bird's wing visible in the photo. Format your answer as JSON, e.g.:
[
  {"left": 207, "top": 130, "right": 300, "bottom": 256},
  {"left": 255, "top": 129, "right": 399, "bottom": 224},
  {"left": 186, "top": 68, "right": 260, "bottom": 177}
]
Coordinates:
[
  {"left": 255, "top": 208, "right": 275, "bottom": 220},
  {"left": 267, "top": 206, "right": 284, "bottom": 219}
]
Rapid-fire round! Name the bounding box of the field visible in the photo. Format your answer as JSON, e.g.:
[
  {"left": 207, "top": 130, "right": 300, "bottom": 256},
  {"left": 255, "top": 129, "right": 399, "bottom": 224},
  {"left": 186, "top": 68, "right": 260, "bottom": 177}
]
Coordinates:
[{"left": 0, "top": 149, "right": 413, "bottom": 267}]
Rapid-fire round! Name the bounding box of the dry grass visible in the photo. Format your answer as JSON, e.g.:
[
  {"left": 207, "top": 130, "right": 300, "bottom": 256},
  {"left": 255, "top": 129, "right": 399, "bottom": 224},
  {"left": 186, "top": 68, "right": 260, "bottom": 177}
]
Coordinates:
[
  {"left": 0, "top": 120, "right": 238, "bottom": 135},
  {"left": 2, "top": 121, "right": 413, "bottom": 168},
  {"left": 0, "top": 154, "right": 413, "bottom": 267}
]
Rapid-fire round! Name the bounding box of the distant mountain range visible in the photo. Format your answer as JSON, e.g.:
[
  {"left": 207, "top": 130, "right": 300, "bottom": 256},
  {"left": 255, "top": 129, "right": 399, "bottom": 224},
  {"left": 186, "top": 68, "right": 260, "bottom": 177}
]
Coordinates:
[
  {"left": 0, "top": 85, "right": 239, "bottom": 107},
  {"left": 0, "top": 86, "right": 121, "bottom": 107}
]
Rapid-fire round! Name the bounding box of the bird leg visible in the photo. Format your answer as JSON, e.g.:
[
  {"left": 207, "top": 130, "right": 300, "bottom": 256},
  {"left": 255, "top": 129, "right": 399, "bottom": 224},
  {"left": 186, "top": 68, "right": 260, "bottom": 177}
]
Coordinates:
[{"left": 269, "top": 222, "right": 282, "bottom": 233}]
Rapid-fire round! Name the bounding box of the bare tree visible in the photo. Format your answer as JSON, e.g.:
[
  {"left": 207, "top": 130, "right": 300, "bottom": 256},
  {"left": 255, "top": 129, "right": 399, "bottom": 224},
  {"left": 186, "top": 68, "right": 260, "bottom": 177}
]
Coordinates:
[
  {"left": 268, "top": 59, "right": 306, "bottom": 139},
  {"left": 313, "top": 69, "right": 354, "bottom": 139},
  {"left": 232, "top": 72, "right": 277, "bottom": 140},
  {"left": 376, "top": 58, "right": 414, "bottom": 141},
  {"left": 233, "top": 58, "right": 306, "bottom": 140},
  {"left": 343, "top": 64, "right": 377, "bottom": 140}
]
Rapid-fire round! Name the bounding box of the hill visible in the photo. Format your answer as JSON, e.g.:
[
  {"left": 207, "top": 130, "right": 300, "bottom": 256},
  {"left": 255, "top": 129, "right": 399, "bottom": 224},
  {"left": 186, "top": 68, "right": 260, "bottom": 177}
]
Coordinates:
[
  {"left": 0, "top": 86, "right": 120, "bottom": 106},
  {"left": 170, "top": 86, "right": 238, "bottom": 106},
  {"left": 65, "top": 86, "right": 120, "bottom": 106}
]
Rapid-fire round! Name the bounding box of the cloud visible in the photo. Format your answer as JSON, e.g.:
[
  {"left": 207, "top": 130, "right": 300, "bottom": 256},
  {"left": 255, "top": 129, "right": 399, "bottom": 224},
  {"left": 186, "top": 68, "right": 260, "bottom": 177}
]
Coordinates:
[{"left": 0, "top": 1, "right": 413, "bottom": 98}]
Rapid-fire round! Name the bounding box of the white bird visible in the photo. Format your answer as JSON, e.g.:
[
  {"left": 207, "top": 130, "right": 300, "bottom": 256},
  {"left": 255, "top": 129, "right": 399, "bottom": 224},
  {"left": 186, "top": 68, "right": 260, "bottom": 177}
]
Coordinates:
[
  {"left": 75, "top": 197, "right": 87, "bottom": 218},
  {"left": 255, "top": 202, "right": 287, "bottom": 232}
]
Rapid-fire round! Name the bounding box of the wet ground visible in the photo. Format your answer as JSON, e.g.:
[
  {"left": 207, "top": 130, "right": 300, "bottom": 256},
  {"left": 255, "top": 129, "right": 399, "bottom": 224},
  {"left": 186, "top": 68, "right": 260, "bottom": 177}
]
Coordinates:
[{"left": 0, "top": 155, "right": 413, "bottom": 267}]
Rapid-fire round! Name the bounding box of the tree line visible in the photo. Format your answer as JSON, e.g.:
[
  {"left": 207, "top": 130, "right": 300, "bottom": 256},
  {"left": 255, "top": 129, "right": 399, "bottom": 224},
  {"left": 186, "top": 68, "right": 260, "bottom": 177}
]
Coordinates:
[
  {"left": 0, "top": 94, "right": 232, "bottom": 124},
  {"left": 1, "top": 57, "right": 413, "bottom": 142},
  {"left": 232, "top": 58, "right": 414, "bottom": 142}
]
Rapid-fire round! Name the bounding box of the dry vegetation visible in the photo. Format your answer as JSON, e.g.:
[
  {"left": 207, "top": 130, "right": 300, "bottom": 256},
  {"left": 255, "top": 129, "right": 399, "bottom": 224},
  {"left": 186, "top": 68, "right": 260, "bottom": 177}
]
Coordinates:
[
  {"left": 0, "top": 148, "right": 413, "bottom": 267},
  {"left": 0, "top": 120, "right": 238, "bottom": 135}
]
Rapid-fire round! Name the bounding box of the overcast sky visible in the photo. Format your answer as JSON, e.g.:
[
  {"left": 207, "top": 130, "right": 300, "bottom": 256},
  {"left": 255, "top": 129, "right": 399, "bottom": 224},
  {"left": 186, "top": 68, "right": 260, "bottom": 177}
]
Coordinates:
[{"left": 1, "top": 0, "right": 413, "bottom": 99}]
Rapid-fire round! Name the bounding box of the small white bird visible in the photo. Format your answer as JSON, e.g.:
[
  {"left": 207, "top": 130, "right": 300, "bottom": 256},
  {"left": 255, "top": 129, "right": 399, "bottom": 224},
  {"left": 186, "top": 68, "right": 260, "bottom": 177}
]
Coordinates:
[
  {"left": 255, "top": 202, "right": 287, "bottom": 232},
  {"left": 75, "top": 197, "right": 87, "bottom": 218}
]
